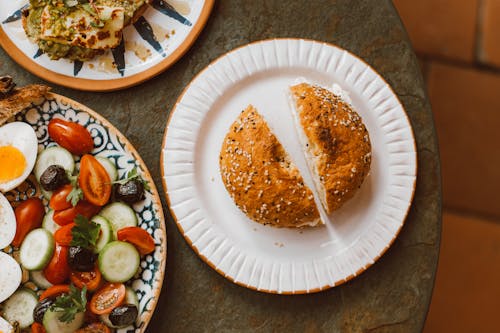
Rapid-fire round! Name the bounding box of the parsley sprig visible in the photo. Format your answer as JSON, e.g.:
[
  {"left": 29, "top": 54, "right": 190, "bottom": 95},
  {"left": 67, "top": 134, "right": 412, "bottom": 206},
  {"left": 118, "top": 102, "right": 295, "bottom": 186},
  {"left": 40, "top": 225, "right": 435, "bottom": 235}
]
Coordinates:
[
  {"left": 63, "top": 0, "right": 106, "bottom": 28},
  {"left": 113, "top": 167, "right": 150, "bottom": 191},
  {"left": 71, "top": 215, "right": 100, "bottom": 248},
  {"left": 64, "top": 0, "right": 79, "bottom": 7},
  {"left": 66, "top": 172, "right": 83, "bottom": 207},
  {"left": 51, "top": 284, "right": 87, "bottom": 323}
]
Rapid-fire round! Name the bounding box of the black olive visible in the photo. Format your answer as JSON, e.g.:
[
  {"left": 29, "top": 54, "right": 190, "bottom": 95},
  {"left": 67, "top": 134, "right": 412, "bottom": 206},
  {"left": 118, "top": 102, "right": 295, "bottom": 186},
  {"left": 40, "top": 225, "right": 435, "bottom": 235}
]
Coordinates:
[
  {"left": 39, "top": 165, "right": 69, "bottom": 191},
  {"left": 33, "top": 297, "right": 54, "bottom": 323},
  {"left": 113, "top": 180, "right": 145, "bottom": 204},
  {"left": 109, "top": 304, "right": 138, "bottom": 327},
  {"left": 68, "top": 246, "right": 97, "bottom": 271}
]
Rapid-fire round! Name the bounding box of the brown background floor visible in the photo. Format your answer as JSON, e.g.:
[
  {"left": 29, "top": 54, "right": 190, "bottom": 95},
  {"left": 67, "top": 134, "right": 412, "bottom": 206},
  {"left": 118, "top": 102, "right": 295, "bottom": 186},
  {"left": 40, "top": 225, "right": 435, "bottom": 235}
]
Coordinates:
[{"left": 392, "top": 1, "right": 500, "bottom": 332}]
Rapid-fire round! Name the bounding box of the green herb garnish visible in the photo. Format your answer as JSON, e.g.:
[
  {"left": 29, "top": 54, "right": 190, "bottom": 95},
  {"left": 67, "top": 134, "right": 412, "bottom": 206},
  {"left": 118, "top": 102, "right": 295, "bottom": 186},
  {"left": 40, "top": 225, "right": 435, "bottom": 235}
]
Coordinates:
[
  {"left": 71, "top": 215, "right": 100, "bottom": 248},
  {"left": 113, "top": 166, "right": 150, "bottom": 190},
  {"left": 66, "top": 172, "right": 83, "bottom": 206},
  {"left": 51, "top": 284, "right": 87, "bottom": 323},
  {"left": 90, "top": 20, "right": 105, "bottom": 28},
  {"left": 64, "top": 0, "right": 78, "bottom": 7}
]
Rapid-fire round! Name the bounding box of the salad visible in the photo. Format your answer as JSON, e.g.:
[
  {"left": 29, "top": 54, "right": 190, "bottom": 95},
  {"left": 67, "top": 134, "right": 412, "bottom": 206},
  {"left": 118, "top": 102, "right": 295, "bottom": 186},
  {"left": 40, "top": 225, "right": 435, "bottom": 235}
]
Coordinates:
[{"left": 0, "top": 117, "right": 156, "bottom": 333}]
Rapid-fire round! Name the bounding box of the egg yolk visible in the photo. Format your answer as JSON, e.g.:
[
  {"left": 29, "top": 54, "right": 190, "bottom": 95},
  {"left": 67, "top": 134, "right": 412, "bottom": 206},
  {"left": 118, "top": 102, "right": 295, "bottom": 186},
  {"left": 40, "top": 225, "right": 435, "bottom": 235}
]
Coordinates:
[{"left": 0, "top": 145, "right": 26, "bottom": 183}]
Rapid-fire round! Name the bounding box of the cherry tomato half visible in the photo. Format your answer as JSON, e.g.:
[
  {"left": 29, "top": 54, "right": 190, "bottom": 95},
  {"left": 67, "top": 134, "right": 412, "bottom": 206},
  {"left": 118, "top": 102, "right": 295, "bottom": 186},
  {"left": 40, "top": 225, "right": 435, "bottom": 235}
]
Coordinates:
[
  {"left": 48, "top": 118, "right": 93, "bottom": 156},
  {"left": 43, "top": 244, "right": 71, "bottom": 285},
  {"left": 54, "top": 223, "right": 75, "bottom": 246},
  {"left": 12, "top": 197, "right": 45, "bottom": 247},
  {"left": 117, "top": 227, "right": 155, "bottom": 256},
  {"left": 79, "top": 155, "right": 112, "bottom": 207},
  {"left": 53, "top": 200, "right": 100, "bottom": 226},
  {"left": 49, "top": 184, "right": 74, "bottom": 211},
  {"left": 31, "top": 322, "right": 47, "bottom": 333},
  {"left": 90, "top": 283, "right": 126, "bottom": 315},
  {"left": 39, "top": 284, "right": 70, "bottom": 301},
  {"left": 70, "top": 266, "right": 102, "bottom": 292},
  {"left": 75, "top": 322, "right": 111, "bottom": 333}
]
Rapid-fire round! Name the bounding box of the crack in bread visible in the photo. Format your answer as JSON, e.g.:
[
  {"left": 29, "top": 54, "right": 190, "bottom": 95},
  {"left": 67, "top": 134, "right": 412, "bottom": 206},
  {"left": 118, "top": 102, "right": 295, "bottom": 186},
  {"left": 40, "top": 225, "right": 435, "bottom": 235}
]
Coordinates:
[
  {"left": 219, "top": 105, "right": 322, "bottom": 228},
  {"left": 290, "top": 83, "right": 372, "bottom": 214}
]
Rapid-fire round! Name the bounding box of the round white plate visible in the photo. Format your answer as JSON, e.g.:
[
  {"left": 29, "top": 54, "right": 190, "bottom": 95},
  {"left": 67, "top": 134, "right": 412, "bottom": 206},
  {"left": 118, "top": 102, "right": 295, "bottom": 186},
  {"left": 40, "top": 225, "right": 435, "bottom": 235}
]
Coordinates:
[
  {"left": 161, "top": 39, "right": 417, "bottom": 294},
  {"left": 0, "top": 0, "right": 213, "bottom": 91}
]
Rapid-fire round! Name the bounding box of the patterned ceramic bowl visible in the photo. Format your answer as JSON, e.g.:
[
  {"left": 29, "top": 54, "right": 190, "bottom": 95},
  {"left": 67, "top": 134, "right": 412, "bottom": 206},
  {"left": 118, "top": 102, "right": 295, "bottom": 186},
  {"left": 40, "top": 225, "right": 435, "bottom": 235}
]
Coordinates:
[{"left": 2, "top": 93, "right": 167, "bottom": 332}]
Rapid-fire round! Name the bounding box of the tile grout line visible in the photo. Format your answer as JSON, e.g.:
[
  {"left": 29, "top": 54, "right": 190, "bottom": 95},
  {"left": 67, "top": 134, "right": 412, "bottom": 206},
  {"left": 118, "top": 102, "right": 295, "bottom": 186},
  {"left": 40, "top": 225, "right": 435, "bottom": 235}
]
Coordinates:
[
  {"left": 443, "top": 206, "right": 500, "bottom": 225},
  {"left": 474, "top": 0, "right": 486, "bottom": 65},
  {"left": 416, "top": 52, "right": 500, "bottom": 76}
]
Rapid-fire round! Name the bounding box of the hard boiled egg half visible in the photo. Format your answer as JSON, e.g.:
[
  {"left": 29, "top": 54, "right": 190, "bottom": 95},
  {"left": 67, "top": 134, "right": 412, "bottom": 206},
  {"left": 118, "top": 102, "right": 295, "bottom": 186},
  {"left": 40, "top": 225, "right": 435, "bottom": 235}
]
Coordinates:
[
  {"left": 0, "top": 316, "right": 14, "bottom": 333},
  {"left": 0, "top": 193, "right": 16, "bottom": 249},
  {"left": 0, "top": 251, "right": 21, "bottom": 304},
  {"left": 0, "top": 122, "right": 38, "bottom": 192},
  {"left": 0, "top": 193, "right": 20, "bottom": 304}
]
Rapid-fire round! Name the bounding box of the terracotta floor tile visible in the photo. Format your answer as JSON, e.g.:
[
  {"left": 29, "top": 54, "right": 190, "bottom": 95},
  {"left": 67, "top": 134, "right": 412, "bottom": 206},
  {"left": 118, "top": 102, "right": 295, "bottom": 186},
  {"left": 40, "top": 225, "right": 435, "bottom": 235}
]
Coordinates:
[
  {"left": 479, "top": 0, "right": 500, "bottom": 67},
  {"left": 427, "top": 61, "right": 500, "bottom": 217},
  {"left": 392, "top": 0, "right": 478, "bottom": 62},
  {"left": 423, "top": 212, "right": 500, "bottom": 333}
]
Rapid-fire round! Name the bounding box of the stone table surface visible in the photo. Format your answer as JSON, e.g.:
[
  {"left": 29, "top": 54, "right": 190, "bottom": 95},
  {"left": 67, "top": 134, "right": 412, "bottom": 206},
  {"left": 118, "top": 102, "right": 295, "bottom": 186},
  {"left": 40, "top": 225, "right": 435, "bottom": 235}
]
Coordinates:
[{"left": 0, "top": 0, "right": 442, "bottom": 332}]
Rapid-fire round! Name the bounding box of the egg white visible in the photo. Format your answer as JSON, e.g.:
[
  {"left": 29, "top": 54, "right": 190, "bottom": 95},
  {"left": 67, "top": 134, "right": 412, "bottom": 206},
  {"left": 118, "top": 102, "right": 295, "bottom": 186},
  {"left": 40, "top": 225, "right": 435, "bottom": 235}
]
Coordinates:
[
  {"left": 0, "top": 316, "right": 14, "bottom": 333},
  {"left": 0, "top": 122, "right": 38, "bottom": 192},
  {"left": 0, "top": 193, "right": 16, "bottom": 249},
  {"left": 0, "top": 252, "right": 21, "bottom": 304}
]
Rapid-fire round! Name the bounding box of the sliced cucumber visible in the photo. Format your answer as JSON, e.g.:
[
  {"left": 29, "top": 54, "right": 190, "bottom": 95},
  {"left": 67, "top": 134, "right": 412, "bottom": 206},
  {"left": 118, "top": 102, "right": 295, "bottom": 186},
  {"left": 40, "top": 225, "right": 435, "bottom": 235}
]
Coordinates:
[
  {"left": 100, "top": 202, "right": 138, "bottom": 239},
  {"left": 19, "top": 228, "right": 55, "bottom": 271},
  {"left": 43, "top": 308, "right": 84, "bottom": 333},
  {"left": 98, "top": 241, "right": 140, "bottom": 283},
  {"left": 34, "top": 146, "right": 75, "bottom": 182},
  {"left": 42, "top": 209, "right": 60, "bottom": 234},
  {"left": 96, "top": 156, "right": 118, "bottom": 181},
  {"left": 91, "top": 215, "right": 113, "bottom": 253},
  {"left": 41, "top": 188, "right": 53, "bottom": 200},
  {"left": 30, "top": 270, "right": 53, "bottom": 289},
  {"left": 125, "top": 286, "right": 139, "bottom": 308},
  {"left": 3, "top": 288, "right": 38, "bottom": 329},
  {"left": 100, "top": 286, "right": 139, "bottom": 328}
]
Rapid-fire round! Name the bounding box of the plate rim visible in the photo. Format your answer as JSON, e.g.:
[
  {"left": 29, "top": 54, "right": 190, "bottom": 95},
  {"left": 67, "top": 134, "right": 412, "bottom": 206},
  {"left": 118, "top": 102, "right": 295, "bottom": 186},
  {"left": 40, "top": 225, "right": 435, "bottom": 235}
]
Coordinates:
[
  {"left": 31, "top": 92, "right": 168, "bottom": 330},
  {"left": 0, "top": 0, "right": 215, "bottom": 92},
  {"left": 161, "top": 38, "right": 418, "bottom": 294}
]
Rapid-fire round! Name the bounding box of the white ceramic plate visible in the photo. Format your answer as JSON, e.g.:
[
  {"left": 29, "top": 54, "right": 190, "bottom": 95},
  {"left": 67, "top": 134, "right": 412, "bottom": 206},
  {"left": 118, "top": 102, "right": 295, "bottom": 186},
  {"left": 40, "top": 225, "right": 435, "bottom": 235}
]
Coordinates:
[
  {"left": 0, "top": 0, "right": 213, "bottom": 91},
  {"left": 161, "top": 39, "right": 417, "bottom": 294}
]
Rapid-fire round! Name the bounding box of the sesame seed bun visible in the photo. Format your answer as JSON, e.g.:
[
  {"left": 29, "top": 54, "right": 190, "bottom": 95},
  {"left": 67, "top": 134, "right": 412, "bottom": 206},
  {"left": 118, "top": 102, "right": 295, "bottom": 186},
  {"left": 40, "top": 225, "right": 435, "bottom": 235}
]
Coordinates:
[
  {"left": 289, "top": 83, "right": 372, "bottom": 214},
  {"left": 220, "top": 105, "right": 323, "bottom": 228}
]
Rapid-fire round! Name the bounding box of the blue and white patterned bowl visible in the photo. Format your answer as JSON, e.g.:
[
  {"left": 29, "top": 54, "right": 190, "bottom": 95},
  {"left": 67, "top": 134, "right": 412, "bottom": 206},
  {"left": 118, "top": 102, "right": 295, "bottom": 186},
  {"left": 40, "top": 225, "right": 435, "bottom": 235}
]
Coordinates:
[{"left": 2, "top": 93, "right": 167, "bottom": 333}]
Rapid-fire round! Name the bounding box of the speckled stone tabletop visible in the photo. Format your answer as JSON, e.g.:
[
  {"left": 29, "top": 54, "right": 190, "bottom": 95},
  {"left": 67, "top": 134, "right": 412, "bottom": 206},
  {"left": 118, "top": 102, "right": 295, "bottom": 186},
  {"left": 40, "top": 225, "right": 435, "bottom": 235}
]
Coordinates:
[{"left": 0, "top": 0, "right": 442, "bottom": 332}]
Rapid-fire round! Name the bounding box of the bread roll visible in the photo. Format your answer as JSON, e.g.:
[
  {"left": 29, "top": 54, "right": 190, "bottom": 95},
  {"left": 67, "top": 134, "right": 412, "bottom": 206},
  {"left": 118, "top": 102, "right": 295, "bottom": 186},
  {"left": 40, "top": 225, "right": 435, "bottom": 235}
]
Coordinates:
[
  {"left": 220, "top": 105, "right": 323, "bottom": 228},
  {"left": 289, "top": 83, "right": 371, "bottom": 213},
  {"left": 0, "top": 83, "right": 50, "bottom": 126}
]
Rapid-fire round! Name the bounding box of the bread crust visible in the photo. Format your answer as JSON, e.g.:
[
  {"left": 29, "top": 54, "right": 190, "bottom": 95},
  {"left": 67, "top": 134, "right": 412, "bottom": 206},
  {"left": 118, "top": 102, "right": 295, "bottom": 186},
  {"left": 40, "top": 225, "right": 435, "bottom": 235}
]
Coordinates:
[
  {"left": 290, "top": 83, "right": 372, "bottom": 213},
  {"left": 129, "top": 1, "right": 151, "bottom": 25},
  {"left": 220, "top": 105, "right": 322, "bottom": 228},
  {"left": 0, "top": 84, "right": 51, "bottom": 126}
]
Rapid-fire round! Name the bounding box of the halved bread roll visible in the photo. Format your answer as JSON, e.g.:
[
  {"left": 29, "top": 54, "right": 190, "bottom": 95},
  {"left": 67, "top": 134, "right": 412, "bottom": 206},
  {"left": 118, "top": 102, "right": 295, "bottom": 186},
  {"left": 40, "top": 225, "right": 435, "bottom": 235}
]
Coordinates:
[
  {"left": 289, "top": 83, "right": 371, "bottom": 214},
  {"left": 220, "top": 105, "right": 323, "bottom": 228}
]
